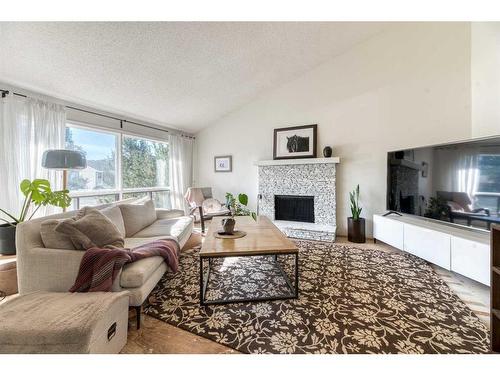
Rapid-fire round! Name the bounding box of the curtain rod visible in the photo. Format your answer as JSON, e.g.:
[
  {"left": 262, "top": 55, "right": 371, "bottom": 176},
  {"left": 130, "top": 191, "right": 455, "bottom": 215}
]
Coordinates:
[{"left": 0, "top": 89, "right": 196, "bottom": 140}]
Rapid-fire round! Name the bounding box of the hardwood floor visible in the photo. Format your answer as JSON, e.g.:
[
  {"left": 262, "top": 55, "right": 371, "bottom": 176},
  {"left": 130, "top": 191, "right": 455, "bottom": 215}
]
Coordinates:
[
  {"left": 122, "top": 312, "right": 237, "bottom": 354},
  {"left": 432, "top": 264, "right": 490, "bottom": 328},
  {"left": 121, "top": 231, "right": 491, "bottom": 354}
]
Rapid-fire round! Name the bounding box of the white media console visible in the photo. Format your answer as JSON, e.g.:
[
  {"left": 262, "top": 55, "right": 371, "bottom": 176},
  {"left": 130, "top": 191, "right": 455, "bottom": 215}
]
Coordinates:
[{"left": 373, "top": 214, "right": 490, "bottom": 286}]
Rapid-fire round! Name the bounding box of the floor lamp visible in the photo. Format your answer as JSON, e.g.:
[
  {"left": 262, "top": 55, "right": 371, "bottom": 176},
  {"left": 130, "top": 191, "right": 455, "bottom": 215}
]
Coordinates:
[{"left": 42, "top": 149, "right": 87, "bottom": 212}]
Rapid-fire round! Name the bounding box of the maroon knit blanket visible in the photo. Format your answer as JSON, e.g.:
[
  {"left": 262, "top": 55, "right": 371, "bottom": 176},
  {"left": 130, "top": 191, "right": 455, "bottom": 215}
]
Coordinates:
[{"left": 69, "top": 238, "right": 180, "bottom": 293}]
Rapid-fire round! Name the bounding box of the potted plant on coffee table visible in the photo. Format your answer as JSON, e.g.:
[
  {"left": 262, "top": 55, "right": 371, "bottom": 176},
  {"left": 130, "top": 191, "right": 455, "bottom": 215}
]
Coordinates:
[
  {"left": 0, "top": 179, "right": 72, "bottom": 255},
  {"left": 222, "top": 193, "right": 257, "bottom": 234},
  {"left": 347, "top": 184, "right": 366, "bottom": 243}
]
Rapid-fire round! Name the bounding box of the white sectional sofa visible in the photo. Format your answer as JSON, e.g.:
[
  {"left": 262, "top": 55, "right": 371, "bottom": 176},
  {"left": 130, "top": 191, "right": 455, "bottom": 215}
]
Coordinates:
[{"left": 15, "top": 201, "right": 193, "bottom": 328}]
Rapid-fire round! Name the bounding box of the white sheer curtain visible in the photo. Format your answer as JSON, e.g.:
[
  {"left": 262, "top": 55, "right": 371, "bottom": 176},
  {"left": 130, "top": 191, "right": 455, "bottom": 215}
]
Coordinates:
[
  {"left": 0, "top": 94, "right": 66, "bottom": 221},
  {"left": 455, "top": 153, "right": 480, "bottom": 198},
  {"left": 169, "top": 134, "right": 194, "bottom": 212}
]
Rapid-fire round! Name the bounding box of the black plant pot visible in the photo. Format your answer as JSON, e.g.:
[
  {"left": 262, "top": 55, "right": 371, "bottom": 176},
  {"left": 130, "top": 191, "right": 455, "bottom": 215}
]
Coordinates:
[
  {"left": 0, "top": 224, "right": 16, "bottom": 255},
  {"left": 347, "top": 217, "right": 366, "bottom": 243},
  {"left": 221, "top": 218, "right": 236, "bottom": 234}
]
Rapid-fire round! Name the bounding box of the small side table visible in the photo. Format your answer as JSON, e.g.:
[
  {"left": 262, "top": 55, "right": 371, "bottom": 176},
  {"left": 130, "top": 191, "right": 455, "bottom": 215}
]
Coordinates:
[{"left": 0, "top": 257, "right": 18, "bottom": 300}]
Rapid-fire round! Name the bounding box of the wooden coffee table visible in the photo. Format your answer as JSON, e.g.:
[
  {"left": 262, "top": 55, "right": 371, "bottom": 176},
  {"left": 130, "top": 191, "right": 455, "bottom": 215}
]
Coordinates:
[{"left": 199, "top": 216, "right": 299, "bottom": 306}]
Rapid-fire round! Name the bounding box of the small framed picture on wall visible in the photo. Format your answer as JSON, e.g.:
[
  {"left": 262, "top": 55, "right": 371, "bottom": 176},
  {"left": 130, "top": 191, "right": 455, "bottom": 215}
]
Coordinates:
[{"left": 214, "top": 155, "right": 232, "bottom": 172}]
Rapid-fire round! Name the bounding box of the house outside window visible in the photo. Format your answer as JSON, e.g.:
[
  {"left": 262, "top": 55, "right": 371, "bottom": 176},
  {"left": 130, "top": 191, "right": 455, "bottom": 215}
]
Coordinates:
[{"left": 65, "top": 124, "right": 170, "bottom": 210}]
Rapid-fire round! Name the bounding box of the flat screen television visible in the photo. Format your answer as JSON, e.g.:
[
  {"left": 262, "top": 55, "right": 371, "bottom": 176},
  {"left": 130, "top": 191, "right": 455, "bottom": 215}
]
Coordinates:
[{"left": 387, "top": 137, "right": 500, "bottom": 231}]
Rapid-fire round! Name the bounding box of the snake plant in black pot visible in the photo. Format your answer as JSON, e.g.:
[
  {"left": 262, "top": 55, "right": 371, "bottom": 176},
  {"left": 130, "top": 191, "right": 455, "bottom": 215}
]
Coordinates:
[{"left": 347, "top": 184, "right": 366, "bottom": 243}]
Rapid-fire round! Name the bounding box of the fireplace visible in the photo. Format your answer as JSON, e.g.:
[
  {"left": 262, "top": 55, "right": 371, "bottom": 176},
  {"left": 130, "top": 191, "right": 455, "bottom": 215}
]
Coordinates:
[
  {"left": 256, "top": 159, "right": 338, "bottom": 241},
  {"left": 274, "top": 195, "right": 314, "bottom": 223}
]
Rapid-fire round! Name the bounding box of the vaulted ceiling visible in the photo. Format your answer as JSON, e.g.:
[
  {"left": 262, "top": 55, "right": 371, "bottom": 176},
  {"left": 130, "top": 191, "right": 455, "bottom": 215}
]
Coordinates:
[{"left": 0, "top": 22, "right": 390, "bottom": 133}]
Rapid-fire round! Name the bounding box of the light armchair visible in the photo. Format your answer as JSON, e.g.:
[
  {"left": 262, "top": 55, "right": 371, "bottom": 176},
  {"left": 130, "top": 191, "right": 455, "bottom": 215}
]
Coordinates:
[
  {"left": 184, "top": 187, "right": 230, "bottom": 232},
  {"left": 437, "top": 191, "right": 490, "bottom": 218}
]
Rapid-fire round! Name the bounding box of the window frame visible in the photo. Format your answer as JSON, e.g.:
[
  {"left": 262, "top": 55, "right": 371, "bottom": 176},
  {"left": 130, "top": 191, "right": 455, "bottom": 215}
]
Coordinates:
[{"left": 65, "top": 121, "right": 170, "bottom": 208}]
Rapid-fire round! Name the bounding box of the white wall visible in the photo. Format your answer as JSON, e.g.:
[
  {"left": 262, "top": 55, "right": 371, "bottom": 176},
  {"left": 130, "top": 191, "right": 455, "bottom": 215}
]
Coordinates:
[
  {"left": 195, "top": 23, "right": 472, "bottom": 237},
  {"left": 472, "top": 22, "right": 500, "bottom": 138}
]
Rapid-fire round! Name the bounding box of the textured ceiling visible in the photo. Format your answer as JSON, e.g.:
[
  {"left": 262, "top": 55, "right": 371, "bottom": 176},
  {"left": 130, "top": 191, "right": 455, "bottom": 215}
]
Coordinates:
[{"left": 0, "top": 22, "right": 389, "bottom": 132}]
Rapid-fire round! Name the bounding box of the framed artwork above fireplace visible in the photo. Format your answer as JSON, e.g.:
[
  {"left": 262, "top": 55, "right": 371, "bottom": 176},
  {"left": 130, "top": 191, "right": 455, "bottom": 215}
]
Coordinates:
[{"left": 273, "top": 124, "right": 317, "bottom": 160}]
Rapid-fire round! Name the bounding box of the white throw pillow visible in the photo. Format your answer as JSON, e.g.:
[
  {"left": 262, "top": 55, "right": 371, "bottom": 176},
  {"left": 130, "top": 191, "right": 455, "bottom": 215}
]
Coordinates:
[{"left": 202, "top": 198, "right": 223, "bottom": 214}]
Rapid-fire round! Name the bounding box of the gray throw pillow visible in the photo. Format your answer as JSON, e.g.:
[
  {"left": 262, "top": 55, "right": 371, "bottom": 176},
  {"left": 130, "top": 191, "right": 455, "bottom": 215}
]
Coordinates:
[
  {"left": 77, "top": 205, "right": 126, "bottom": 237},
  {"left": 55, "top": 208, "right": 125, "bottom": 250},
  {"left": 118, "top": 200, "right": 157, "bottom": 237},
  {"left": 40, "top": 219, "right": 77, "bottom": 250}
]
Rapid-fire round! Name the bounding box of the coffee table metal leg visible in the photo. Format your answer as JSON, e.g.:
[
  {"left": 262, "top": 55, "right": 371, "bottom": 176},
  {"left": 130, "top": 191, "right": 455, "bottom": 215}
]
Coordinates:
[
  {"left": 200, "top": 257, "right": 212, "bottom": 306},
  {"left": 294, "top": 252, "right": 299, "bottom": 298},
  {"left": 205, "top": 258, "right": 211, "bottom": 295},
  {"left": 274, "top": 254, "right": 295, "bottom": 296},
  {"left": 199, "top": 257, "right": 204, "bottom": 305}
]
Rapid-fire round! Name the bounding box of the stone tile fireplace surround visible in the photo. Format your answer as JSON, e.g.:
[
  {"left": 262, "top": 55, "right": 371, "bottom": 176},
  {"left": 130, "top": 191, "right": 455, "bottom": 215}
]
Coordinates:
[{"left": 255, "top": 158, "right": 340, "bottom": 241}]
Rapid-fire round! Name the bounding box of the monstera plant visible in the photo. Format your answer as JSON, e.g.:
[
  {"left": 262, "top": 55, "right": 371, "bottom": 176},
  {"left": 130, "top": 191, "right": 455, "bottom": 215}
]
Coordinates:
[
  {"left": 0, "top": 179, "right": 72, "bottom": 226},
  {"left": 0, "top": 179, "right": 72, "bottom": 255}
]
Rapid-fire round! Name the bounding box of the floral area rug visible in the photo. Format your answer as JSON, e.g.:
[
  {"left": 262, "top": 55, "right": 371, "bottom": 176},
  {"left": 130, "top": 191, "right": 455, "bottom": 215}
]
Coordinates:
[{"left": 144, "top": 240, "right": 490, "bottom": 354}]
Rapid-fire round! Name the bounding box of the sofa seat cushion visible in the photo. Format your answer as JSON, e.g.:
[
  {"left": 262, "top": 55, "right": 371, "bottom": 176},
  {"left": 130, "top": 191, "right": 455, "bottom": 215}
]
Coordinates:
[
  {"left": 120, "top": 256, "right": 165, "bottom": 288},
  {"left": 132, "top": 216, "right": 193, "bottom": 241},
  {"left": 123, "top": 236, "right": 170, "bottom": 249}
]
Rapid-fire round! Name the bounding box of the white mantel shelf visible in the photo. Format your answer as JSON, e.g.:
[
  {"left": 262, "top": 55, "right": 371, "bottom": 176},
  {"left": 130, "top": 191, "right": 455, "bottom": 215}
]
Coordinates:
[{"left": 254, "top": 157, "right": 340, "bottom": 166}]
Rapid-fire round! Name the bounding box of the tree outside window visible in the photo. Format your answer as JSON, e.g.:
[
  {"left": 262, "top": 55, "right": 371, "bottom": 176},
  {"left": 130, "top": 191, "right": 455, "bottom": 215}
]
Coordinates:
[{"left": 122, "top": 136, "right": 169, "bottom": 189}]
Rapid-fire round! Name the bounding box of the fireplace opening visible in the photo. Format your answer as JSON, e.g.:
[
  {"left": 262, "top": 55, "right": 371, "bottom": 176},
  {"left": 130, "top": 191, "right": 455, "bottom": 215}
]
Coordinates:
[{"left": 274, "top": 195, "right": 314, "bottom": 223}]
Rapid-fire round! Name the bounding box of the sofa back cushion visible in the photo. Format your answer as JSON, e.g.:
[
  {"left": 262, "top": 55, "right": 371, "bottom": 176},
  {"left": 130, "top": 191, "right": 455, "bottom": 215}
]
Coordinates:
[
  {"left": 119, "top": 200, "right": 157, "bottom": 237},
  {"left": 40, "top": 220, "right": 77, "bottom": 249},
  {"left": 55, "top": 208, "right": 125, "bottom": 250}
]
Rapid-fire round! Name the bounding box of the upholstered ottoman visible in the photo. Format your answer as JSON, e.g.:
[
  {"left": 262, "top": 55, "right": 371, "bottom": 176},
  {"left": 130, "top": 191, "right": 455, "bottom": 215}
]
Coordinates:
[
  {"left": 0, "top": 291, "right": 129, "bottom": 354},
  {"left": 0, "top": 258, "right": 17, "bottom": 296}
]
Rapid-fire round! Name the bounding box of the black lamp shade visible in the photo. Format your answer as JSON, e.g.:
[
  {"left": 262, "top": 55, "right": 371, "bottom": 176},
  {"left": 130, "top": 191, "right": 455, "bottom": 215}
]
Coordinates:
[{"left": 42, "top": 150, "right": 87, "bottom": 170}]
